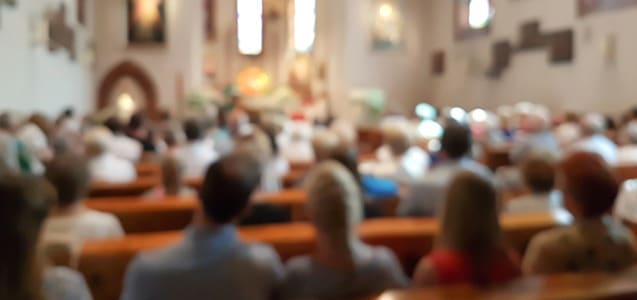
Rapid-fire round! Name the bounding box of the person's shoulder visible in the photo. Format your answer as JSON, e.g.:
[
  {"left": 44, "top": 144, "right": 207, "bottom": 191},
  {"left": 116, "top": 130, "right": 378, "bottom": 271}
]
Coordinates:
[
  {"left": 80, "top": 210, "right": 123, "bottom": 229},
  {"left": 45, "top": 266, "right": 86, "bottom": 285},
  {"left": 130, "top": 242, "right": 188, "bottom": 274},
  {"left": 240, "top": 242, "right": 282, "bottom": 265},
  {"left": 528, "top": 225, "right": 574, "bottom": 253},
  {"left": 44, "top": 267, "right": 92, "bottom": 300},
  {"left": 284, "top": 255, "right": 313, "bottom": 275}
]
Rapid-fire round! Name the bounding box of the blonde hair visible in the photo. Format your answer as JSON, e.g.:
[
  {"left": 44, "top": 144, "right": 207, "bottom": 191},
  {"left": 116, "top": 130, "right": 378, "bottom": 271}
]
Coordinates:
[
  {"left": 305, "top": 161, "right": 363, "bottom": 243},
  {"left": 311, "top": 131, "right": 341, "bottom": 162}
]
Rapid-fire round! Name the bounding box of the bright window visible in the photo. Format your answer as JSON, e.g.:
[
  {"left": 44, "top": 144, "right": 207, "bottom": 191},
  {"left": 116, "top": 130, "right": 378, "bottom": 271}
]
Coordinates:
[
  {"left": 294, "top": 0, "right": 316, "bottom": 52},
  {"left": 237, "top": 0, "right": 263, "bottom": 55},
  {"left": 468, "top": 0, "right": 492, "bottom": 29}
]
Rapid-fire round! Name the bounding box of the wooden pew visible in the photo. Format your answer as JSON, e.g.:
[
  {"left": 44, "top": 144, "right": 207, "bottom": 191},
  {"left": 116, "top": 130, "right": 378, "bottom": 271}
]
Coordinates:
[
  {"left": 88, "top": 177, "right": 158, "bottom": 198},
  {"left": 85, "top": 198, "right": 197, "bottom": 233},
  {"left": 615, "top": 165, "right": 637, "bottom": 183},
  {"left": 84, "top": 190, "right": 308, "bottom": 233},
  {"left": 482, "top": 145, "right": 513, "bottom": 171},
  {"left": 364, "top": 273, "right": 637, "bottom": 300},
  {"left": 134, "top": 162, "right": 160, "bottom": 177},
  {"left": 79, "top": 213, "right": 564, "bottom": 300}
]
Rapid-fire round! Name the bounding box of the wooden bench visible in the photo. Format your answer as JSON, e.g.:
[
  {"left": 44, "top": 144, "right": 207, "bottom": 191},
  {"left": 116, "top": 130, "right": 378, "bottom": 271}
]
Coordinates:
[
  {"left": 79, "top": 213, "right": 564, "bottom": 300},
  {"left": 89, "top": 177, "right": 158, "bottom": 198},
  {"left": 85, "top": 190, "right": 308, "bottom": 233},
  {"left": 134, "top": 162, "right": 160, "bottom": 177},
  {"left": 615, "top": 165, "right": 637, "bottom": 183},
  {"left": 84, "top": 190, "right": 401, "bottom": 233},
  {"left": 364, "top": 272, "right": 637, "bottom": 300}
]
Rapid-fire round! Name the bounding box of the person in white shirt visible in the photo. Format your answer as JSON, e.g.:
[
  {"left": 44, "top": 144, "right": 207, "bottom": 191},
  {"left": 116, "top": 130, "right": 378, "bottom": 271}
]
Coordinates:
[
  {"left": 616, "top": 121, "right": 637, "bottom": 166},
  {"left": 569, "top": 113, "right": 618, "bottom": 164},
  {"left": 84, "top": 127, "right": 137, "bottom": 183},
  {"left": 236, "top": 126, "right": 289, "bottom": 192},
  {"left": 104, "top": 117, "right": 142, "bottom": 162},
  {"left": 399, "top": 123, "right": 492, "bottom": 217},
  {"left": 554, "top": 112, "right": 581, "bottom": 149},
  {"left": 506, "top": 156, "right": 564, "bottom": 214},
  {"left": 279, "top": 120, "right": 315, "bottom": 163},
  {"left": 172, "top": 119, "right": 219, "bottom": 180},
  {"left": 510, "top": 108, "right": 561, "bottom": 163},
  {"left": 363, "top": 125, "right": 430, "bottom": 183},
  {"left": 42, "top": 154, "right": 124, "bottom": 247}
]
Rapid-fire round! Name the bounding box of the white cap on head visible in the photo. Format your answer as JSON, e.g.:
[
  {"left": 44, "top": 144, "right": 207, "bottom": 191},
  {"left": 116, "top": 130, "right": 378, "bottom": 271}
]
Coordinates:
[
  {"left": 84, "top": 126, "right": 113, "bottom": 151},
  {"left": 581, "top": 113, "right": 606, "bottom": 134}
]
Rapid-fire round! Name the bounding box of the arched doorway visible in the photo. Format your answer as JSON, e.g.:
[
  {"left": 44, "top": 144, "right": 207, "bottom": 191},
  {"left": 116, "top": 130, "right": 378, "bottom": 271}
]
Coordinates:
[{"left": 97, "top": 61, "right": 159, "bottom": 119}]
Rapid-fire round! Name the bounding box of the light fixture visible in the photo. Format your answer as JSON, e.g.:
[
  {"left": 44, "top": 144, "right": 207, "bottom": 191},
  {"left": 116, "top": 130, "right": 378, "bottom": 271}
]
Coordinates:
[
  {"left": 117, "top": 93, "right": 136, "bottom": 112},
  {"left": 415, "top": 103, "right": 437, "bottom": 120},
  {"left": 418, "top": 120, "right": 443, "bottom": 139},
  {"left": 469, "top": 108, "right": 488, "bottom": 123},
  {"left": 378, "top": 3, "right": 393, "bottom": 19},
  {"left": 449, "top": 107, "right": 467, "bottom": 122}
]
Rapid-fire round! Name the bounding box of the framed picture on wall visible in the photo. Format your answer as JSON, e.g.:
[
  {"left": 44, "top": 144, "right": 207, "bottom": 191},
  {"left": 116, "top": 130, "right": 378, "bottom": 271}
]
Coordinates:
[
  {"left": 127, "top": 0, "right": 166, "bottom": 45},
  {"left": 0, "top": 0, "right": 17, "bottom": 6},
  {"left": 371, "top": 0, "right": 404, "bottom": 50}
]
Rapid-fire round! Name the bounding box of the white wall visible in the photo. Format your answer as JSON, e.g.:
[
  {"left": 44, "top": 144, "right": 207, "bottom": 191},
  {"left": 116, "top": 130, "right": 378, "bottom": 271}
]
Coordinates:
[
  {"left": 316, "top": 0, "right": 433, "bottom": 117},
  {"left": 94, "top": 0, "right": 205, "bottom": 112},
  {"left": 429, "top": 0, "right": 637, "bottom": 114},
  {"left": 0, "top": 0, "right": 94, "bottom": 116}
]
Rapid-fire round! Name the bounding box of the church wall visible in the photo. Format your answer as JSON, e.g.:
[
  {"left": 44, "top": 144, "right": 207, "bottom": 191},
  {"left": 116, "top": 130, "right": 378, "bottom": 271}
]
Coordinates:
[
  {"left": 429, "top": 0, "right": 637, "bottom": 114},
  {"left": 94, "top": 0, "right": 204, "bottom": 114},
  {"left": 320, "top": 0, "right": 434, "bottom": 118},
  {"left": 0, "top": 0, "right": 94, "bottom": 116}
]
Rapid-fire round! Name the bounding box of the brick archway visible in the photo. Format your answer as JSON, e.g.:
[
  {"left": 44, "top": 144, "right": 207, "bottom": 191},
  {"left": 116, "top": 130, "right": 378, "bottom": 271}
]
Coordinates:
[{"left": 97, "top": 61, "right": 159, "bottom": 119}]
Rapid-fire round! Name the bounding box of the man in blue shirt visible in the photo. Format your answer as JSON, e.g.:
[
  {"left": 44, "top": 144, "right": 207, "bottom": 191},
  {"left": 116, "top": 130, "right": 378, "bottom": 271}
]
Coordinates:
[{"left": 121, "top": 152, "right": 284, "bottom": 300}]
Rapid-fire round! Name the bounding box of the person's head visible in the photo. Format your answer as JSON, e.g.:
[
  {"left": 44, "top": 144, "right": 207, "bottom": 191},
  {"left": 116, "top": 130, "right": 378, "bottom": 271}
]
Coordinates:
[
  {"left": 565, "top": 112, "right": 580, "bottom": 124},
  {"left": 128, "top": 112, "right": 145, "bottom": 131},
  {"left": 0, "top": 112, "right": 16, "bottom": 133},
  {"left": 312, "top": 131, "right": 341, "bottom": 162},
  {"left": 104, "top": 116, "right": 124, "bottom": 135},
  {"left": 580, "top": 113, "right": 606, "bottom": 136},
  {"left": 440, "top": 172, "right": 501, "bottom": 283},
  {"left": 305, "top": 161, "right": 363, "bottom": 244},
  {"left": 624, "top": 121, "right": 637, "bottom": 145},
  {"left": 161, "top": 156, "right": 184, "bottom": 194},
  {"left": 325, "top": 144, "right": 361, "bottom": 184},
  {"left": 0, "top": 174, "right": 56, "bottom": 300},
  {"left": 519, "top": 108, "right": 550, "bottom": 133},
  {"left": 440, "top": 123, "right": 472, "bottom": 160},
  {"left": 558, "top": 152, "right": 618, "bottom": 219},
  {"left": 235, "top": 126, "right": 272, "bottom": 162},
  {"left": 183, "top": 119, "right": 203, "bottom": 142},
  {"left": 45, "top": 154, "right": 91, "bottom": 208},
  {"left": 382, "top": 125, "right": 411, "bottom": 157},
  {"left": 28, "top": 113, "right": 53, "bottom": 138},
  {"left": 521, "top": 156, "right": 555, "bottom": 195},
  {"left": 199, "top": 152, "right": 263, "bottom": 224}
]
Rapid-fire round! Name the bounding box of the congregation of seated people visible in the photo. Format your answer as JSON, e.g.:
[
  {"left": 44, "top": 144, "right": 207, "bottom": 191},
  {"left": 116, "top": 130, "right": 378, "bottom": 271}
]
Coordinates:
[{"left": 4, "top": 103, "right": 637, "bottom": 300}]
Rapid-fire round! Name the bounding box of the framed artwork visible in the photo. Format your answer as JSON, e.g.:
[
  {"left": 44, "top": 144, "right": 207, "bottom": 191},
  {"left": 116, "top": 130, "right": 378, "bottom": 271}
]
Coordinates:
[
  {"left": 127, "top": 0, "right": 166, "bottom": 45},
  {"left": 0, "top": 0, "right": 17, "bottom": 6},
  {"left": 371, "top": 0, "right": 404, "bottom": 50},
  {"left": 578, "top": 0, "right": 637, "bottom": 16},
  {"left": 454, "top": 0, "right": 493, "bottom": 40}
]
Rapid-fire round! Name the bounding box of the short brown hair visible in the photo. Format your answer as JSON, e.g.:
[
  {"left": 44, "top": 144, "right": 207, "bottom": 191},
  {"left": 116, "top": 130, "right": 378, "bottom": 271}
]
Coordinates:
[
  {"left": 521, "top": 157, "right": 555, "bottom": 194},
  {"left": 559, "top": 152, "right": 618, "bottom": 218},
  {"left": 45, "top": 154, "right": 91, "bottom": 207}
]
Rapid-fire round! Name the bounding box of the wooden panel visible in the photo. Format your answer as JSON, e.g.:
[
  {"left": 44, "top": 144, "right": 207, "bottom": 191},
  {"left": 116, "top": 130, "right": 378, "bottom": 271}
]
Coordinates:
[
  {"left": 615, "top": 166, "right": 637, "bottom": 183},
  {"left": 134, "top": 162, "right": 160, "bottom": 177},
  {"left": 79, "top": 213, "right": 563, "bottom": 300}
]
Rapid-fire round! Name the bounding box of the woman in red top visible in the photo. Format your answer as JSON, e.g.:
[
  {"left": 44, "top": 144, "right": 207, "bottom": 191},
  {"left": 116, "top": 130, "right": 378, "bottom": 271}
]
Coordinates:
[{"left": 413, "top": 171, "right": 521, "bottom": 286}]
